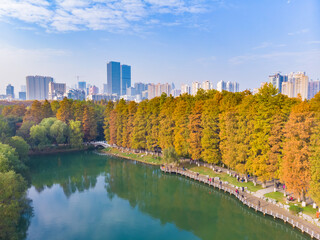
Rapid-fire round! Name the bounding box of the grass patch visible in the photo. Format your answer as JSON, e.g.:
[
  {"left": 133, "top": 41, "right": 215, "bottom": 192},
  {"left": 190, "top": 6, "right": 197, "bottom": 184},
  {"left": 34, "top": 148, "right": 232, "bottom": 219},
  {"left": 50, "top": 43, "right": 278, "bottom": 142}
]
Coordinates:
[
  {"left": 302, "top": 205, "right": 317, "bottom": 218},
  {"left": 186, "top": 165, "right": 262, "bottom": 192},
  {"left": 289, "top": 205, "right": 302, "bottom": 215},
  {"left": 264, "top": 191, "right": 286, "bottom": 204},
  {"left": 103, "top": 148, "right": 163, "bottom": 165}
]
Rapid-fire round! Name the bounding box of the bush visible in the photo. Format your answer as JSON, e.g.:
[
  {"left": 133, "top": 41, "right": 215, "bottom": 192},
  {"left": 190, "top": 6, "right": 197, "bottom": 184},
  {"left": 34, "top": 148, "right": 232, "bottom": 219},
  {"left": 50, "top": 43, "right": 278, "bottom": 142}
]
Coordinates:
[
  {"left": 163, "top": 147, "right": 179, "bottom": 164},
  {"left": 289, "top": 205, "right": 302, "bottom": 215}
]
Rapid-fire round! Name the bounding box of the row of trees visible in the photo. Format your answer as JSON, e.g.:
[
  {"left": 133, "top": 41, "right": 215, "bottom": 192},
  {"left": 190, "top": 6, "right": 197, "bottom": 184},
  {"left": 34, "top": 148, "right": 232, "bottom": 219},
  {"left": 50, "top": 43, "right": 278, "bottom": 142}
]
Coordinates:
[{"left": 103, "top": 84, "right": 320, "bottom": 205}]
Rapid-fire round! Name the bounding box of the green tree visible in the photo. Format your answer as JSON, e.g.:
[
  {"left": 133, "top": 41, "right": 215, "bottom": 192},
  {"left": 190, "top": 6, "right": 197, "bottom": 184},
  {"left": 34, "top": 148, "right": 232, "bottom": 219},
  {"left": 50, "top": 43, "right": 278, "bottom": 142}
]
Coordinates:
[
  {"left": 69, "top": 120, "right": 84, "bottom": 148},
  {"left": 163, "top": 147, "right": 179, "bottom": 164},
  {"left": 30, "top": 125, "right": 49, "bottom": 149},
  {"left": 50, "top": 120, "right": 68, "bottom": 144},
  {"left": 0, "top": 171, "right": 28, "bottom": 240},
  {"left": 7, "top": 136, "right": 30, "bottom": 162},
  {"left": 16, "top": 121, "right": 35, "bottom": 141},
  {"left": 0, "top": 143, "right": 26, "bottom": 176}
]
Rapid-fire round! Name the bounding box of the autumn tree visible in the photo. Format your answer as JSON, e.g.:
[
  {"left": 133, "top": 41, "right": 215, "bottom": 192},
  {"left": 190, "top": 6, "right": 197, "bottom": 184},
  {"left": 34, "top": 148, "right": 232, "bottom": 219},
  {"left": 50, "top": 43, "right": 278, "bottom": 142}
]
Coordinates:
[
  {"left": 280, "top": 101, "right": 313, "bottom": 201},
  {"left": 201, "top": 98, "right": 221, "bottom": 164},
  {"left": 103, "top": 101, "right": 114, "bottom": 142},
  {"left": 188, "top": 100, "right": 203, "bottom": 160},
  {"left": 56, "top": 98, "right": 74, "bottom": 123},
  {"left": 82, "top": 105, "right": 97, "bottom": 141}
]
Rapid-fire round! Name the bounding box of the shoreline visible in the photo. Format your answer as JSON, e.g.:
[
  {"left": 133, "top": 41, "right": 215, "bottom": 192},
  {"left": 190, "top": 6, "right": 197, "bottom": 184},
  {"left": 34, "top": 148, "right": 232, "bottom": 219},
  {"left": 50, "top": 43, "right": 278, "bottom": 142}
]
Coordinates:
[
  {"left": 99, "top": 149, "right": 161, "bottom": 166},
  {"left": 28, "top": 147, "right": 88, "bottom": 156},
  {"left": 101, "top": 147, "right": 320, "bottom": 239}
]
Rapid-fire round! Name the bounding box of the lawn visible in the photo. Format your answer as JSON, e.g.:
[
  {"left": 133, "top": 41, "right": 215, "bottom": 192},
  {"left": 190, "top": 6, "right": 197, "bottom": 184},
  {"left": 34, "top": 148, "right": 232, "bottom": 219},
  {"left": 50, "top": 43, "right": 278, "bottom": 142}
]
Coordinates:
[
  {"left": 186, "top": 165, "right": 262, "bottom": 192},
  {"left": 103, "top": 148, "right": 163, "bottom": 165},
  {"left": 264, "top": 191, "right": 286, "bottom": 204}
]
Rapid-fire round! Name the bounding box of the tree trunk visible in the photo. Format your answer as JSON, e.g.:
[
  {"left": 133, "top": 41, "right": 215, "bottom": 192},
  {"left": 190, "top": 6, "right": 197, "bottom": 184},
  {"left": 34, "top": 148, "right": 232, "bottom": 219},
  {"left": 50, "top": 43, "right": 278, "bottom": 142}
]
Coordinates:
[{"left": 253, "top": 176, "right": 257, "bottom": 186}]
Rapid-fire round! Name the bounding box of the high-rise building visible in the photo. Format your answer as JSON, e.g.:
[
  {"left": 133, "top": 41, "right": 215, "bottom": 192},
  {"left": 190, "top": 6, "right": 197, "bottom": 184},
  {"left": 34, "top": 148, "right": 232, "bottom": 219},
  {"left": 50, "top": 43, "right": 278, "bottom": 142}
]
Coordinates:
[
  {"left": 121, "top": 65, "right": 131, "bottom": 95},
  {"left": 89, "top": 85, "right": 99, "bottom": 95},
  {"left": 269, "top": 73, "right": 287, "bottom": 93},
  {"left": 226, "top": 81, "right": 234, "bottom": 92},
  {"left": 134, "top": 83, "right": 148, "bottom": 95},
  {"left": 6, "top": 84, "right": 14, "bottom": 98},
  {"left": 217, "top": 80, "right": 239, "bottom": 93},
  {"left": 171, "top": 89, "right": 181, "bottom": 97},
  {"left": 48, "top": 82, "right": 66, "bottom": 100},
  {"left": 281, "top": 81, "right": 295, "bottom": 98},
  {"left": 26, "top": 76, "right": 53, "bottom": 100},
  {"left": 202, "top": 81, "right": 212, "bottom": 91},
  {"left": 18, "top": 92, "right": 26, "bottom": 100},
  {"left": 107, "top": 61, "right": 121, "bottom": 95},
  {"left": 20, "top": 85, "right": 26, "bottom": 92},
  {"left": 308, "top": 80, "right": 320, "bottom": 100},
  {"left": 78, "top": 81, "right": 86, "bottom": 91},
  {"left": 293, "top": 72, "right": 309, "bottom": 100},
  {"left": 147, "top": 83, "right": 171, "bottom": 99},
  {"left": 181, "top": 84, "right": 191, "bottom": 95},
  {"left": 192, "top": 82, "right": 201, "bottom": 95},
  {"left": 217, "top": 80, "right": 226, "bottom": 92}
]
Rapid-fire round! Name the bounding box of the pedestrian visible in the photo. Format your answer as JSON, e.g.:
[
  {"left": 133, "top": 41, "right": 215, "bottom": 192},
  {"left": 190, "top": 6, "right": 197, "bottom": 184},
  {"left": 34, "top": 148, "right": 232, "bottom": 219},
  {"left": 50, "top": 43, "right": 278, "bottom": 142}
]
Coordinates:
[{"left": 258, "top": 200, "right": 261, "bottom": 208}]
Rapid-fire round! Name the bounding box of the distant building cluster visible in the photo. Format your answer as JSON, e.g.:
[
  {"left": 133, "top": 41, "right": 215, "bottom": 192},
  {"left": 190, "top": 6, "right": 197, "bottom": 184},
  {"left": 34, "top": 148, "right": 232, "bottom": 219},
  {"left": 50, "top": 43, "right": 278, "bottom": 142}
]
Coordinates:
[
  {"left": 269, "top": 72, "right": 316, "bottom": 100},
  {"left": 2, "top": 60, "right": 320, "bottom": 103},
  {"left": 217, "top": 80, "right": 239, "bottom": 93}
]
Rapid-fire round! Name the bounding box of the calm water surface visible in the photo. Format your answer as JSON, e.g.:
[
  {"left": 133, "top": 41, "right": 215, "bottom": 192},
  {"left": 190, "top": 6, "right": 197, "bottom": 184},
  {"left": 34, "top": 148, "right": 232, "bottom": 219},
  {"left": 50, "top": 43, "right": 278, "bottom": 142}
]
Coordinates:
[{"left": 25, "top": 151, "right": 310, "bottom": 240}]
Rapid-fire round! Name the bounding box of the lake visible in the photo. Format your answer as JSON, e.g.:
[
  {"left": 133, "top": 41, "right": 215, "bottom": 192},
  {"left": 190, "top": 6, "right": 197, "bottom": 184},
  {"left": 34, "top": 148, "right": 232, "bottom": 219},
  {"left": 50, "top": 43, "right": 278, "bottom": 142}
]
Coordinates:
[{"left": 24, "top": 151, "right": 310, "bottom": 240}]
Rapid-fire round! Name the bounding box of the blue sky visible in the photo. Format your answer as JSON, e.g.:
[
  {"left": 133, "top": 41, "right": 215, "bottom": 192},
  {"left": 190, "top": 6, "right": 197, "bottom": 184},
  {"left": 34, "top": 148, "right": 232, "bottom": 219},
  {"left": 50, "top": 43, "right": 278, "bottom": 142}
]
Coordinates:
[{"left": 0, "top": 0, "right": 319, "bottom": 94}]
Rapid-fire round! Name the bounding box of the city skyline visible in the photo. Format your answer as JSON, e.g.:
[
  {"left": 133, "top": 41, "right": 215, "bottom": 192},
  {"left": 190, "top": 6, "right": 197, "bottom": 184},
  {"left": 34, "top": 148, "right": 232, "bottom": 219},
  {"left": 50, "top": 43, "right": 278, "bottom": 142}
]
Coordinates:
[{"left": 0, "top": 0, "right": 319, "bottom": 94}]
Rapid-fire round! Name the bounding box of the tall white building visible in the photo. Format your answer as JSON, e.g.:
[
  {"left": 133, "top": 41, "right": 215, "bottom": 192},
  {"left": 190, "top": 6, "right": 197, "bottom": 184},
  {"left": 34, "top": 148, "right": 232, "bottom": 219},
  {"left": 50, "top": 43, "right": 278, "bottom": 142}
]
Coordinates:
[
  {"left": 282, "top": 72, "right": 309, "bottom": 100},
  {"left": 192, "top": 82, "right": 201, "bottom": 95},
  {"left": 217, "top": 80, "right": 226, "bottom": 92},
  {"left": 181, "top": 84, "right": 191, "bottom": 95},
  {"left": 217, "top": 80, "right": 239, "bottom": 93},
  {"left": 26, "top": 76, "right": 53, "bottom": 100},
  {"left": 308, "top": 80, "right": 320, "bottom": 100},
  {"left": 202, "top": 81, "right": 212, "bottom": 91}
]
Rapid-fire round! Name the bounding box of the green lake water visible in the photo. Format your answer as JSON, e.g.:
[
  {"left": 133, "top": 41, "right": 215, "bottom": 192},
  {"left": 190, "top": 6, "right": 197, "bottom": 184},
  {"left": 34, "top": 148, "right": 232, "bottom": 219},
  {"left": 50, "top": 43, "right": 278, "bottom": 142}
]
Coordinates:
[{"left": 24, "top": 151, "right": 311, "bottom": 240}]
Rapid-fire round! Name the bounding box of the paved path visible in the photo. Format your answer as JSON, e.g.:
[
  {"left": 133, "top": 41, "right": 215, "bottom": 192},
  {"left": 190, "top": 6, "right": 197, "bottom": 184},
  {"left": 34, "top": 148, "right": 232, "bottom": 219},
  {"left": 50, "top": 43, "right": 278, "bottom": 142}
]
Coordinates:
[
  {"left": 254, "top": 186, "right": 277, "bottom": 198},
  {"left": 161, "top": 166, "right": 320, "bottom": 240}
]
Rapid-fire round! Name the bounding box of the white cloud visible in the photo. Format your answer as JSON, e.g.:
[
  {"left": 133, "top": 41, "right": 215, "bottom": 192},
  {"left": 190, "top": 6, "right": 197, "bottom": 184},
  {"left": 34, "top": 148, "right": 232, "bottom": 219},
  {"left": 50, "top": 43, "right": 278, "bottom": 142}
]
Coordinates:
[
  {"left": 0, "top": 0, "right": 211, "bottom": 32},
  {"left": 288, "top": 28, "right": 309, "bottom": 36}
]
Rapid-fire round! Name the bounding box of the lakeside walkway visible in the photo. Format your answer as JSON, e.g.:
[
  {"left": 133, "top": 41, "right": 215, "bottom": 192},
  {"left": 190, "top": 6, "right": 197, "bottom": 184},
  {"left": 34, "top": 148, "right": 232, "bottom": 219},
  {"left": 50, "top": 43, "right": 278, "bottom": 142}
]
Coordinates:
[{"left": 161, "top": 166, "right": 320, "bottom": 240}]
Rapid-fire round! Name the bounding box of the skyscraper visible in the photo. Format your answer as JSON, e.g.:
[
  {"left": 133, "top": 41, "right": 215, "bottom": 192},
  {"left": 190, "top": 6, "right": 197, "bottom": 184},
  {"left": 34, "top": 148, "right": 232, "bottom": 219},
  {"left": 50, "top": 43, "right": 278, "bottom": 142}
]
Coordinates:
[
  {"left": 217, "top": 80, "right": 226, "bottom": 92},
  {"left": 6, "top": 84, "right": 14, "bottom": 98},
  {"left": 192, "top": 82, "right": 201, "bottom": 95},
  {"left": 293, "top": 72, "right": 309, "bottom": 100},
  {"left": 26, "top": 76, "right": 53, "bottom": 100},
  {"left": 308, "top": 80, "right": 320, "bottom": 100},
  {"left": 181, "top": 84, "right": 191, "bottom": 94},
  {"left": 226, "top": 81, "right": 234, "bottom": 92},
  {"left": 202, "top": 81, "right": 212, "bottom": 91},
  {"left": 107, "top": 61, "right": 121, "bottom": 95},
  {"left": 78, "top": 81, "right": 86, "bottom": 91},
  {"left": 281, "top": 81, "right": 295, "bottom": 98},
  {"left": 121, "top": 65, "right": 131, "bottom": 95},
  {"left": 269, "top": 73, "right": 287, "bottom": 93}
]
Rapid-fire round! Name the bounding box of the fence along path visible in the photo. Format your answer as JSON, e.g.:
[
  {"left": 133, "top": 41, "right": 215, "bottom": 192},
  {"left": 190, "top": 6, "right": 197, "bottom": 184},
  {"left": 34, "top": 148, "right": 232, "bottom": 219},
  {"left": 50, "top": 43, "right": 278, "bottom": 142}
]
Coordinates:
[{"left": 160, "top": 166, "right": 320, "bottom": 240}]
